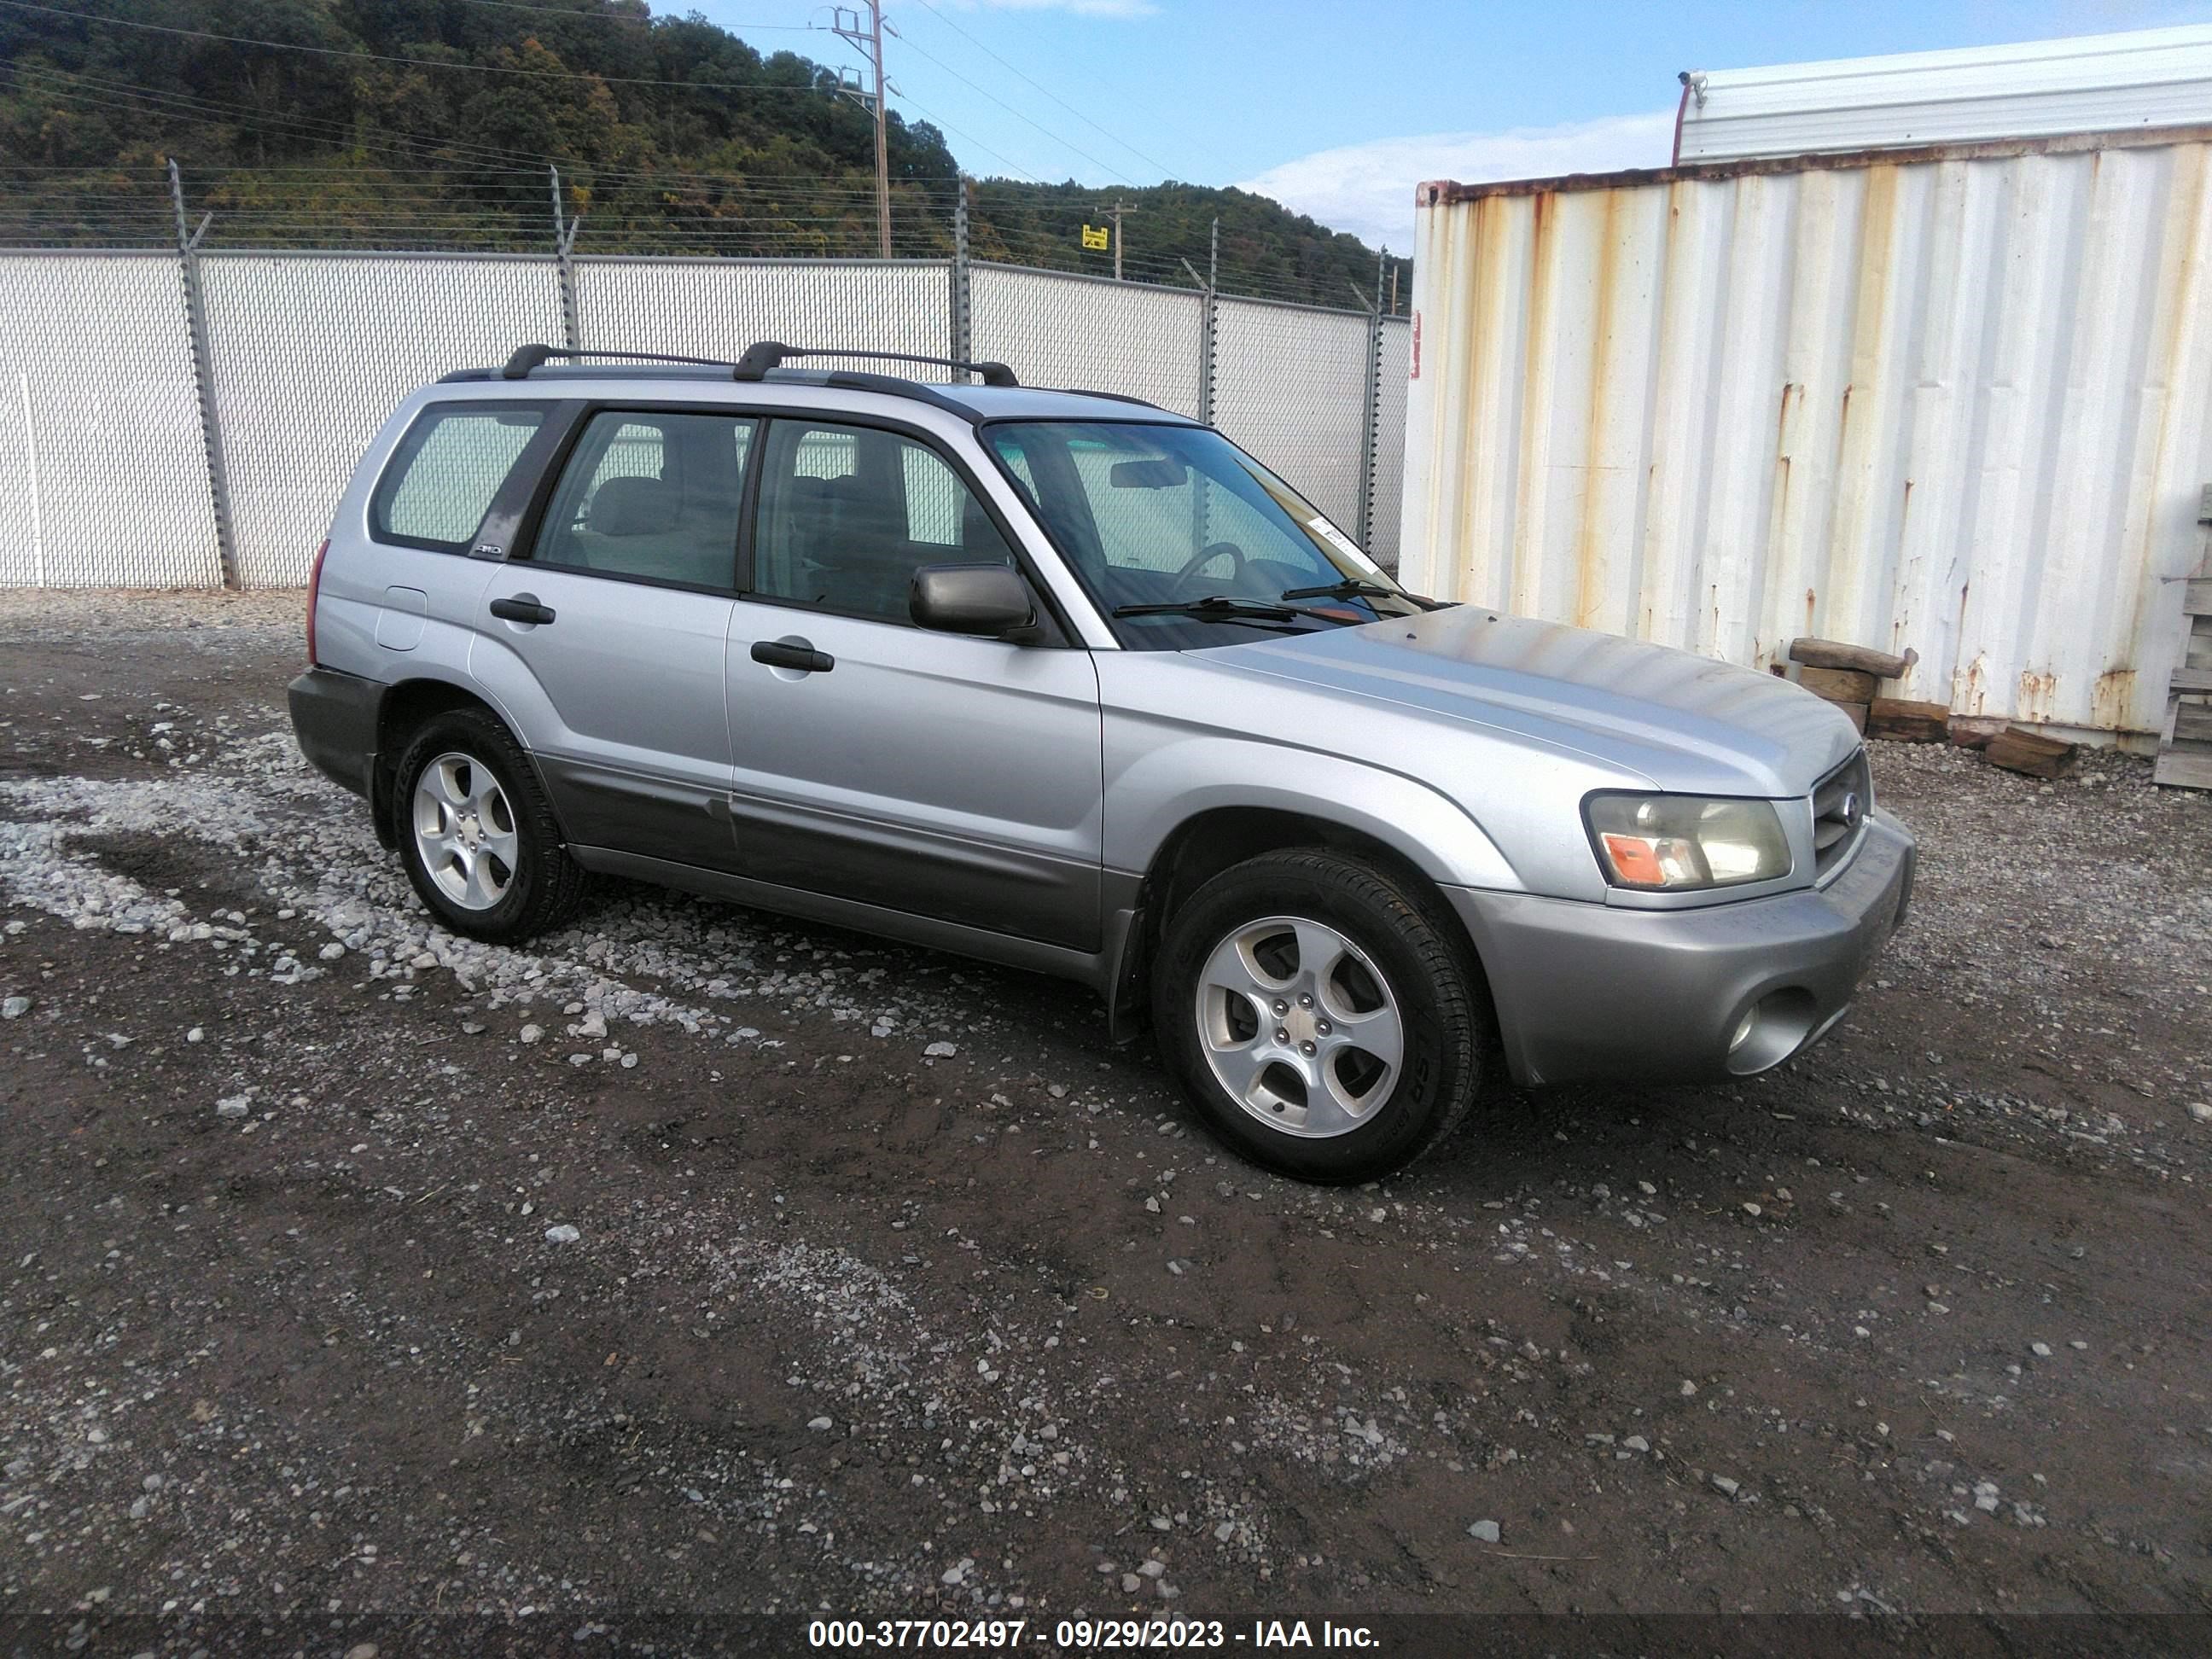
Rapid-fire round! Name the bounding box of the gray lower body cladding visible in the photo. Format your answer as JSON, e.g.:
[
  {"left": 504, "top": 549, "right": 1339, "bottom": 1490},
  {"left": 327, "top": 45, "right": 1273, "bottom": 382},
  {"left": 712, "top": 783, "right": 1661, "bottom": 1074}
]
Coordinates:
[
  {"left": 287, "top": 668, "right": 381, "bottom": 800},
  {"left": 1446, "top": 809, "right": 1915, "bottom": 1087}
]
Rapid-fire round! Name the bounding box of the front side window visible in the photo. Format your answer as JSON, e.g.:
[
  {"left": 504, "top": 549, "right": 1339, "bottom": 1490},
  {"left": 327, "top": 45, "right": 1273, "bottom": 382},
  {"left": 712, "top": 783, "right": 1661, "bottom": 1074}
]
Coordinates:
[
  {"left": 531, "top": 410, "right": 754, "bottom": 589},
  {"left": 370, "top": 404, "right": 545, "bottom": 551},
  {"left": 985, "top": 422, "right": 1423, "bottom": 649},
  {"left": 751, "top": 422, "right": 1016, "bottom": 624}
]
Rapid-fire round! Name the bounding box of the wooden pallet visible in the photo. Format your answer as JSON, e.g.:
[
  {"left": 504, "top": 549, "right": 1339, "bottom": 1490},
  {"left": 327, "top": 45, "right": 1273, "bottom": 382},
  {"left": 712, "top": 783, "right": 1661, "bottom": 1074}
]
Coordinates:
[{"left": 2155, "top": 568, "right": 2212, "bottom": 789}]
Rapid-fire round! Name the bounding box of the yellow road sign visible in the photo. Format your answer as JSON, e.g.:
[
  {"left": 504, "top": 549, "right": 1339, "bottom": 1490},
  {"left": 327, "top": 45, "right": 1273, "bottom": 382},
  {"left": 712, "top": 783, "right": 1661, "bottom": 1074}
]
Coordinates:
[{"left": 1080, "top": 224, "right": 1109, "bottom": 250}]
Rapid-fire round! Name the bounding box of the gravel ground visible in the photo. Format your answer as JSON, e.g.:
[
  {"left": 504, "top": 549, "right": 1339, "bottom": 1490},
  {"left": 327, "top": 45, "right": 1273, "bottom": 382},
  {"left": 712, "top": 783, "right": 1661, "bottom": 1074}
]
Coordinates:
[{"left": 2, "top": 590, "right": 2209, "bottom": 1645}]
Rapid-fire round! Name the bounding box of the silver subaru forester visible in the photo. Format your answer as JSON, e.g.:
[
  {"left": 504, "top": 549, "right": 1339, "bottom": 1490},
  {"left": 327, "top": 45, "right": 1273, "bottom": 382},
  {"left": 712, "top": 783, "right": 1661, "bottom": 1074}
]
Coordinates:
[{"left": 289, "top": 341, "right": 1914, "bottom": 1183}]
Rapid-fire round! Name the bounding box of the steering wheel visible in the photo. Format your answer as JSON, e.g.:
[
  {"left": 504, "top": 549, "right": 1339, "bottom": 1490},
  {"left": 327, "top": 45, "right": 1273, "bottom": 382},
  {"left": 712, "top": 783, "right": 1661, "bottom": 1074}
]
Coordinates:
[{"left": 1173, "top": 540, "right": 1247, "bottom": 587}]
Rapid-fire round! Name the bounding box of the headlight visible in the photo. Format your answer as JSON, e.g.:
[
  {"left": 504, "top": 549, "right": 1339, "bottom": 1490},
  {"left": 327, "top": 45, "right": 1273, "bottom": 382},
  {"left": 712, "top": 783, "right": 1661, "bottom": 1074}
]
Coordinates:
[{"left": 1584, "top": 794, "right": 1792, "bottom": 890}]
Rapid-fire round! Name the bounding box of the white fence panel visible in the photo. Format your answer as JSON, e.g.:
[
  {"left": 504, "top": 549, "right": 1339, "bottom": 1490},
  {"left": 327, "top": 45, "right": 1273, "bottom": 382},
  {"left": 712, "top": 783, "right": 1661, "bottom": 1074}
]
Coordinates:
[
  {"left": 971, "top": 265, "right": 1203, "bottom": 417},
  {"left": 575, "top": 258, "right": 951, "bottom": 372},
  {"left": 0, "top": 253, "right": 218, "bottom": 587},
  {"left": 2, "top": 249, "right": 1400, "bottom": 591},
  {"left": 201, "top": 252, "right": 563, "bottom": 586},
  {"left": 1214, "top": 297, "right": 1371, "bottom": 537}
]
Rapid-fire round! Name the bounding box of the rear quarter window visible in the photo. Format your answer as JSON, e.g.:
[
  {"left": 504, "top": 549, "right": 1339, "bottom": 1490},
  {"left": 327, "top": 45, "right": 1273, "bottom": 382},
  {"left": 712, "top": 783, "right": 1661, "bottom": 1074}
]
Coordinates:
[{"left": 370, "top": 403, "right": 547, "bottom": 552}]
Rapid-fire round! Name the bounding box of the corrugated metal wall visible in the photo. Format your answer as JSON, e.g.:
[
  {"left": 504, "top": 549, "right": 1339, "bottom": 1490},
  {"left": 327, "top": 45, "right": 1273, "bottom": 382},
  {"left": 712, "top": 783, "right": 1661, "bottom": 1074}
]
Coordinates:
[{"left": 1402, "top": 132, "right": 2212, "bottom": 736}]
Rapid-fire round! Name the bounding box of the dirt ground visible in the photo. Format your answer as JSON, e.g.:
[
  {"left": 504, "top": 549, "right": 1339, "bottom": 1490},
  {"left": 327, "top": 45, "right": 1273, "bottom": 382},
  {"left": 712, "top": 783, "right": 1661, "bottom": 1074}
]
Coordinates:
[{"left": 2, "top": 590, "right": 2209, "bottom": 1648}]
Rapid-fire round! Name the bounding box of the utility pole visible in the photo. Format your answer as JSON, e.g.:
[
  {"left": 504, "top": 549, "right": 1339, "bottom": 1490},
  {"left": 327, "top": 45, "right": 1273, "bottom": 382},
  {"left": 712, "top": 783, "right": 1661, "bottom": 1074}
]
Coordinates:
[
  {"left": 832, "top": 3, "right": 894, "bottom": 258},
  {"left": 1109, "top": 201, "right": 1128, "bottom": 281}
]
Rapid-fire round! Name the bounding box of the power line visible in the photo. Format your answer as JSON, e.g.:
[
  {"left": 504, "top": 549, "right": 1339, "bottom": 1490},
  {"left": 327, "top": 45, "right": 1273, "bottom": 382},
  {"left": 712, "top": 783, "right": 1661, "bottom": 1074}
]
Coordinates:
[
  {"left": 8, "top": 66, "right": 906, "bottom": 189},
  {"left": 884, "top": 87, "right": 1042, "bottom": 183},
  {"left": 901, "top": 0, "right": 1180, "bottom": 181},
  {"left": 0, "top": 0, "right": 836, "bottom": 96},
  {"left": 888, "top": 28, "right": 1138, "bottom": 187}
]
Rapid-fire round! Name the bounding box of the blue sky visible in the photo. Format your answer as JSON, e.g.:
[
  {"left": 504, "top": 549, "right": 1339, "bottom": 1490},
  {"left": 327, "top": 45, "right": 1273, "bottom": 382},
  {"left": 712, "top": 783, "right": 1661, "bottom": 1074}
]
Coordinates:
[{"left": 694, "top": 0, "right": 2212, "bottom": 246}]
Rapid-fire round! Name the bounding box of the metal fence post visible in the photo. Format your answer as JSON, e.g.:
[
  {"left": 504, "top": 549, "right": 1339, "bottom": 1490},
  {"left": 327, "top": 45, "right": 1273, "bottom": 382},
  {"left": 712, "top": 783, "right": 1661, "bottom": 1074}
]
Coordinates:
[
  {"left": 550, "top": 166, "right": 581, "bottom": 351},
  {"left": 1354, "top": 247, "right": 1387, "bottom": 549},
  {"left": 1200, "top": 218, "right": 1219, "bottom": 425},
  {"left": 951, "top": 178, "right": 972, "bottom": 376},
  {"left": 168, "top": 160, "right": 240, "bottom": 590}
]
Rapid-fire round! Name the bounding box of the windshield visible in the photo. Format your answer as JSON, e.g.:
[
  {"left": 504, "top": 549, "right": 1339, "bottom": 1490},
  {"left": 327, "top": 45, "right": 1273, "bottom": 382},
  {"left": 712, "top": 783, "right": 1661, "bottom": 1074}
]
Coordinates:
[{"left": 984, "top": 421, "right": 1427, "bottom": 648}]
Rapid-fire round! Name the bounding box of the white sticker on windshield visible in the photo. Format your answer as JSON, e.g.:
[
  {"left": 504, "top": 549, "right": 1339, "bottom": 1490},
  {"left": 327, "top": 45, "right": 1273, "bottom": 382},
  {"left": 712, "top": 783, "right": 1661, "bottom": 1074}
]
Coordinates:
[{"left": 1308, "top": 515, "right": 1382, "bottom": 575}]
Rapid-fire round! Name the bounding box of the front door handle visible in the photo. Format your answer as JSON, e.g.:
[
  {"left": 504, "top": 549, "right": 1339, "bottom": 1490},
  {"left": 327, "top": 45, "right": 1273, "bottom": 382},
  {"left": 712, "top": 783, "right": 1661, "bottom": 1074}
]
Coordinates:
[
  {"left": 750, "top": 637, "right": 835, "bottom": 674},
  {"left": 490, "top": 594, "right": 556, "bottom": 626}
]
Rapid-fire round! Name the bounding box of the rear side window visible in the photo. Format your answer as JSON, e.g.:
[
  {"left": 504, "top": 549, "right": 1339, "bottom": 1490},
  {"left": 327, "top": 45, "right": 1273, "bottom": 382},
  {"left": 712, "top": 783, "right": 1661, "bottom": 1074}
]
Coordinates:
[
  {"left": 531, "top": 410, "right": 755, "bottom": 589},
  {"left": 370, "top": 404, "right": 546, "bottom": 551}
]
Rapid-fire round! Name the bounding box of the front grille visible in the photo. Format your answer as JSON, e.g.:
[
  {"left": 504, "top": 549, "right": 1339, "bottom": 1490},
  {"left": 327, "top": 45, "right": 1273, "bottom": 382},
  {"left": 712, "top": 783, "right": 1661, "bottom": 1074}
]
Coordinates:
[{"left": 1811, "top": 748, "right": 1872, "bottom": 879}]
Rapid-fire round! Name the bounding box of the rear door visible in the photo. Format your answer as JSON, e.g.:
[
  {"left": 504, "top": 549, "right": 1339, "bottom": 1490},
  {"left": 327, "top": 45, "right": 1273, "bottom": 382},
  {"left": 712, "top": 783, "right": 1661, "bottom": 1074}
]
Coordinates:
[
  {"left": 468, "top": 406, "right": 754, "bottom": 870},
  {"left": 722, "top": 417, "right": 1104, "bottom": 950}
]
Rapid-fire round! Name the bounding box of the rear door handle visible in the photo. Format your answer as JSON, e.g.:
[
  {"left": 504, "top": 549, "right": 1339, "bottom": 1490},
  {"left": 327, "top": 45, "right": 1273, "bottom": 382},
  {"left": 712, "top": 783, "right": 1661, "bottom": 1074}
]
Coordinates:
[
  {"left": 489, "top": 594, "right": 556, "bottom": 626},
  {"left": 750, "top": 637, "right": 835, "bottom": 674}
]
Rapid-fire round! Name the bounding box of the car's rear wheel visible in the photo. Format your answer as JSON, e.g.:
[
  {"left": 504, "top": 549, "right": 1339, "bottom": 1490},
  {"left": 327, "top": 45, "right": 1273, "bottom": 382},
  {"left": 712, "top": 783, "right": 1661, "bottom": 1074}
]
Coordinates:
[
  {"left": 392, "top": 709, "right": 585, "bottom": 945},
  {"left": 1150, "top": 848, "right": 1487, "bottom": 1183}
]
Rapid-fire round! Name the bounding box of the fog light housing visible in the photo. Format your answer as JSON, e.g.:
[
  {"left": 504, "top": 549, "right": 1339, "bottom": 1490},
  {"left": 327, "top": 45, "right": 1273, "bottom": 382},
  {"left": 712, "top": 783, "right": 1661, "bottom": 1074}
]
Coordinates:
[{"left": 1725, "top": 989, "right": 1819, "bottom": 1075}]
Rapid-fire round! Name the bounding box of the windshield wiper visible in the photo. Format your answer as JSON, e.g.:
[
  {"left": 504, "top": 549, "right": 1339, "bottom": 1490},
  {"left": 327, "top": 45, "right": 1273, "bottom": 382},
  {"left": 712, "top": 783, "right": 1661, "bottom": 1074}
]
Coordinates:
[
  {"left": 1110, "top": 597, "right": 1308, "bottom": 623},
  {"left": 1278, "top": 577, "right": 1448, "bottom": 610}
]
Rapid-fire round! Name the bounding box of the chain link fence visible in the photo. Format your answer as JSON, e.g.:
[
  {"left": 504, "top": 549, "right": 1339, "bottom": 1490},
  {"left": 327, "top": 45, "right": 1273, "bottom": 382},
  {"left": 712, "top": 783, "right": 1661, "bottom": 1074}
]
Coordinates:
[
  {"left": 0, "top": 243, "right": 1410, "bottom": 588},
  {"left": 0, "top": 251, "right": 221, "bottom": 587}
]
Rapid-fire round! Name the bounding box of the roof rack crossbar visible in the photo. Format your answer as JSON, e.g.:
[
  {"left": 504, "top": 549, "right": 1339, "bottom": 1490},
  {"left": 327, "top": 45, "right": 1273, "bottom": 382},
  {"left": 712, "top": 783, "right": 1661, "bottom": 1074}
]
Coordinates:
[
  {"left": 501, "top": 344, "right": 742, "bottom": 380},
  {"left": 735, "top": 341, "right": 1018, "bottom": 387}
]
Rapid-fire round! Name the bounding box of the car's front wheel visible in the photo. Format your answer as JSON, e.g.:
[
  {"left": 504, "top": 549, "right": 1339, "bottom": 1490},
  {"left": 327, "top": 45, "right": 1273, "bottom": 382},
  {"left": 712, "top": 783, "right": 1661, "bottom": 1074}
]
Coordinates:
[
  {"left": 1150, "top": 848, "right": 1488, "bottom": 1183},
  {"left": 392, "top": 708, "right": 585, "bottom": 945}
]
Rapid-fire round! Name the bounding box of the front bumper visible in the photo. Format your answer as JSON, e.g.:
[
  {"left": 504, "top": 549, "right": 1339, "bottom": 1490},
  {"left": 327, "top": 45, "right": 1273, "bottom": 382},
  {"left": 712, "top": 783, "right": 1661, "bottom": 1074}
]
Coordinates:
[{"left": 1445, "top": 808, "right": 1915, "bottom": 1087}]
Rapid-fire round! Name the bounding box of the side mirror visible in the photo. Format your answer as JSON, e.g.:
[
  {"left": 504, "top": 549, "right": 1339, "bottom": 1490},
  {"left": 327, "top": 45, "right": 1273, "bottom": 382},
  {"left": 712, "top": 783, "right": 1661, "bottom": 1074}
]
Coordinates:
[{"left": 911, "top": 562, "right": 1038, "bottom": 640}]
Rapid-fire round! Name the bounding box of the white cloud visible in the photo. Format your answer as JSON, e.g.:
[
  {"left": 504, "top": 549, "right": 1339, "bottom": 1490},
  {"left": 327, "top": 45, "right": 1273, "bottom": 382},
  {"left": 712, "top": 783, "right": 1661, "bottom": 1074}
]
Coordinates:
[{"left": 1237, "top": 110, "right": 1678, "bottom": 249}]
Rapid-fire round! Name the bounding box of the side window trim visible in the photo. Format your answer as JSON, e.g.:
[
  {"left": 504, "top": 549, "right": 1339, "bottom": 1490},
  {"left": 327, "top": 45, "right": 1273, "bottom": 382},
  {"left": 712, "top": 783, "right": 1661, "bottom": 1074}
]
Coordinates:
[
  {"left": 369, "top": 399, "right": 562, "bottom": 555},
  {"left": 505, "top": 402, "right": 755, "bottom": 598},
  {"left": 740, "top": 413, "right": 1071, "bottom": 644}
]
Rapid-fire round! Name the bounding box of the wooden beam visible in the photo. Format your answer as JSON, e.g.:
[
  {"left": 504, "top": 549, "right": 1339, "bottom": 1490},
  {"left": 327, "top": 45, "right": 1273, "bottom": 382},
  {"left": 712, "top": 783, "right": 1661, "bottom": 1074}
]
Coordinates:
[
  {"left": 2154, "top": 744, "right": 2212, "bottom": 789},
  {"left": 1789, "top": 637, "right": 1917, "bottom": 679},
  {"left": 1866, "top": 697, "right": 1950, "bottom": 742},
  {"left": 1797, "top": 666, "right": 1879, "bottom": 702},
  {"left": 1985, "top": 725, "right": 2077, "bottom": 780}
]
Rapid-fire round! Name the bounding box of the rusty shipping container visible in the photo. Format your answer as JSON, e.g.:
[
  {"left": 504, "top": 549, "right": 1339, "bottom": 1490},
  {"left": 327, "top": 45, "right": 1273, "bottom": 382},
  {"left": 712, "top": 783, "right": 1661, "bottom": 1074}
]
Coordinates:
[{"left": 1400, "top": 125, "right": 2212, "bottom": 738}]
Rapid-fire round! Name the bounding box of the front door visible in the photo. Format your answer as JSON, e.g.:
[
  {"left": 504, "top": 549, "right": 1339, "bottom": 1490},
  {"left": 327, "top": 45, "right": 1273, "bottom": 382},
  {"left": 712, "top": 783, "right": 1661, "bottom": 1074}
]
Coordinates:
[
  {"left": 470, "top": 407, "right": 754, "bottom": 870},
  {"left": 723, "top": 418, "right": 1103, "bottom": 950}
]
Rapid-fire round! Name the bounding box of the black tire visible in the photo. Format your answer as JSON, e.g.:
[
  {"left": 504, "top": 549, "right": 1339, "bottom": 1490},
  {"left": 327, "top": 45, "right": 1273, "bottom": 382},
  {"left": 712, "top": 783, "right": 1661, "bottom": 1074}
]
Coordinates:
[
  {"left": 1150, "top": 848, "right": 1487, "bottom": 1183},
  {"left": 391, "top": 707, "right": 586, "bottom": 945}
]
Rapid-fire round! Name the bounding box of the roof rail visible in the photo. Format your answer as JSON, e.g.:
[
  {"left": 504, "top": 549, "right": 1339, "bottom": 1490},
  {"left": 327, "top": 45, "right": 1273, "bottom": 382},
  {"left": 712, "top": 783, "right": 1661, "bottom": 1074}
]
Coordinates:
[
  {"left": 734, "top": 341, "right": 1019, "bottom": 387},
  {"left": 500, "top": 344, "right": 742, "bottom": 380}
]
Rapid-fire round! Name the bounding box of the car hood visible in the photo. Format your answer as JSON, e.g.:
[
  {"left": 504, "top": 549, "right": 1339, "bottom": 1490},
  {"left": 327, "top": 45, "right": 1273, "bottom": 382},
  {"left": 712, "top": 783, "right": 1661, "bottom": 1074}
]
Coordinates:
[{"left": 1205, "top": 606, "right": 1861, "bottom": 798}]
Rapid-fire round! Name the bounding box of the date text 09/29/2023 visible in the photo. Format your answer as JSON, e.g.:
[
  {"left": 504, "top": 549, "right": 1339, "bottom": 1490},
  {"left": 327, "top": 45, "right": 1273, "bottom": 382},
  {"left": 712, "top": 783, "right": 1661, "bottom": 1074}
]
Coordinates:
[{"left": 806, "top": 1617, "right": 1382, "bottom": 1649}]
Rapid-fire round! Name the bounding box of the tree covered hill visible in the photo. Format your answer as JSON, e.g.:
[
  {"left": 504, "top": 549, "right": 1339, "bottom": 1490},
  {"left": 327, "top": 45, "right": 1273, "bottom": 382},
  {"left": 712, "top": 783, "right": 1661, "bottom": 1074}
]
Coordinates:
[{"left": 0, "top": 0, "right": 1398, "bottom": 307}]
